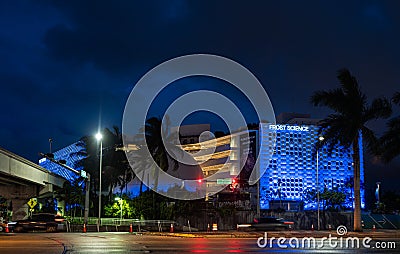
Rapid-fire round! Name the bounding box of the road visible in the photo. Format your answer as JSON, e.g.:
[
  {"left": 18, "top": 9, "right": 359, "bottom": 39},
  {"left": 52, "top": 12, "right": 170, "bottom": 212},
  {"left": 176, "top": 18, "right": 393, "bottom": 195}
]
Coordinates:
[{"left": 0, "top": 232, "right": 399, "bottom": 253}]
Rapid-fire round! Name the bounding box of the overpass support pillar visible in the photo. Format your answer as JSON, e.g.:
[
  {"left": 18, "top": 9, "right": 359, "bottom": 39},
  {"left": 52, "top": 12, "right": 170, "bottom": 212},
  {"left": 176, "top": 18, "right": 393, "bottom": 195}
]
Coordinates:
[{"left": 0, "top": 184, "right": 38, "bottom": 220}]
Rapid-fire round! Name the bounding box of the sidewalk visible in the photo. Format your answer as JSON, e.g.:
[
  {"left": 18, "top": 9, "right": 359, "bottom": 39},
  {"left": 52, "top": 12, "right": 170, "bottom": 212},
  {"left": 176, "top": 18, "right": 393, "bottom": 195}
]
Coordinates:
[{"left": 143, "top": 229, "right": 400, "bottom": 239}]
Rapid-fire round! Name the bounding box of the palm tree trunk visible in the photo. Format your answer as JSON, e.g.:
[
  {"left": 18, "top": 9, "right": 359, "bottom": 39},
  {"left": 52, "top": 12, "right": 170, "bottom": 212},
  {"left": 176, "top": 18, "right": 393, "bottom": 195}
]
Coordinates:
[
  {"left": 154, "top": 167, "right": 159, "bottom": 192},
  {"left": 352, "top": 138, "right": 362, "bottom": 231},
  {"left": 125, "top": 170, "right": 129, "bottom": 194},
  {"left": 122, "top": 170, "right": 127, "bottom": 196},
  {"left": 152, "top": 168, "right": 159, "bottom": 219},
  {"left": 139, "top": 170, "right": 145, "bottom": 195}
]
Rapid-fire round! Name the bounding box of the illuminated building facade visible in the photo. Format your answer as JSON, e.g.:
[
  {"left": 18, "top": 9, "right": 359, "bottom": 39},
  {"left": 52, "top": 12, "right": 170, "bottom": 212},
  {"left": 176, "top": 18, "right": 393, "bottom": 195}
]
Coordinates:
[
  {"left": 41, "top": 115, "right": 365, "bottom": 211},
  {"left": 179, "top": 129, "right": 257, "bottom": 209},
  {"left": 39, "top": 141, "right": 85, "bottom": 182},
  {"left": 259, "top": 123, "right": 365, "bottom": 210},
  {"left": 181, "top": 116, "right": 365, "bottom": 211}
]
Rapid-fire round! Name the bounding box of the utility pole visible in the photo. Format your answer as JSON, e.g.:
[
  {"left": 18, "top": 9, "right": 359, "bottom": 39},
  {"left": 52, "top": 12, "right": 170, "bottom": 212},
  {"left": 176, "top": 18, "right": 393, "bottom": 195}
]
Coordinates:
[
  {"left": 84, "top": 174, "right": 90, "bottom": 224},
  {"left": 257, "top": 179, "right": 260, "bottom": 218},
  {"left": 49, "top": 138, "right": 53, "bottom": 153}
]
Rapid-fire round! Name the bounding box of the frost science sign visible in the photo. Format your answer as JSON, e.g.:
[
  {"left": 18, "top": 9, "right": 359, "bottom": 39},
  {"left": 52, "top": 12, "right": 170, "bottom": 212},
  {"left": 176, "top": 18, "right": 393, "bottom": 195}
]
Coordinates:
[{"left": 269, "top": 124, "right": 310, "bottom": 132}]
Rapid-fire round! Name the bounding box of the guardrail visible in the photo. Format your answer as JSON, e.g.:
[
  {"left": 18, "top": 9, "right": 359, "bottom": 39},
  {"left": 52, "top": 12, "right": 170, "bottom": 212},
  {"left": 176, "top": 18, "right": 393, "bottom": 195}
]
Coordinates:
[{"left": 63, "top": 217, "right": 178, "bottom": 232}]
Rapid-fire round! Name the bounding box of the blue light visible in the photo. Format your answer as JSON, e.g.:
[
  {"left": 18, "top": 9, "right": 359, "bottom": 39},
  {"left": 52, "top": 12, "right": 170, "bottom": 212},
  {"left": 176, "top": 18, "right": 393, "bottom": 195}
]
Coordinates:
[
  {"left": 259, "top": 124, "right": 365, "bottom": 210},
  {"left": 39, "top": 141, "right": 85, "bottom": 182}
]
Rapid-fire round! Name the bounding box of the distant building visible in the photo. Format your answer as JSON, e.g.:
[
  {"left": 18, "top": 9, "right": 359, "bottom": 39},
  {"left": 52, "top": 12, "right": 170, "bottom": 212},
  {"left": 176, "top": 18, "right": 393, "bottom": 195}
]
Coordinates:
[
  {"left": 259, "top": 123, "right": 364, "bottom": 210},
  {"left": 39, "top": 141, "right": 85, "bottom": 182},
  {"left": 172, "top": 124, "right": 211, "bottom": 144},
  {"left": 41, "top": 114, "right": 365, "bottom": 211},
  {"left": 180, "top": 129, "right": 258, "bottom": 209},
  {"left": 180, "top": 113, "right": 365, "bottom": 211}
]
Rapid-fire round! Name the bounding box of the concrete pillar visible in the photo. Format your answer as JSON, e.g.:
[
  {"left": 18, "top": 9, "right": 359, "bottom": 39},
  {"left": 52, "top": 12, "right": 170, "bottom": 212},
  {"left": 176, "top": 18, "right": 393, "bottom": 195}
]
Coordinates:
[
  {"left": 57, "top": 199, "right": 65, "bottom": 215},
  {"left": 0, "top": 184, "right": 38, "bottom": 220}
]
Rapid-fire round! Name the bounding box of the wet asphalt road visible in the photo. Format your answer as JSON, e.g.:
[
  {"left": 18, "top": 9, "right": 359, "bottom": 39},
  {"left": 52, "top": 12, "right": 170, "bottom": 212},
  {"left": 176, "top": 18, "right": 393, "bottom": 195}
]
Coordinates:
[{"left": 0, "top": 232, "right": 399, "bottom": 253}]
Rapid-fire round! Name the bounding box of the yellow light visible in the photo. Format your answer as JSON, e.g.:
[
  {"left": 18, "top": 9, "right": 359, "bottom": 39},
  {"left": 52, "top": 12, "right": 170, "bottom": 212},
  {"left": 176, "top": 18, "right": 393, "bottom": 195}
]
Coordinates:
[{"left": 193, "top": 150, "right": 232, "bottom": 162}]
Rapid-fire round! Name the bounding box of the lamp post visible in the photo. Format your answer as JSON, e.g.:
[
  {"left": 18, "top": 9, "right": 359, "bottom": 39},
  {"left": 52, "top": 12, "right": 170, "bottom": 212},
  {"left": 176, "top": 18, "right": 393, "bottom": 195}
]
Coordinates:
[
  {"left": 316, "top": 136, "right": 324, "bottom": 231},
  {"left": 115, "top": 197, "right": 123, "bottom": 222},
  {"left": 95, "top": 132, "right": 103, "bottom": 230}
]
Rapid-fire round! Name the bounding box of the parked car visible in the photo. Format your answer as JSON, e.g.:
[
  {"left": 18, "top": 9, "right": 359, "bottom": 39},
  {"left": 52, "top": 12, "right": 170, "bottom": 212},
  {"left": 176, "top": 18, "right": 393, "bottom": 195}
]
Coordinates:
[
  {"left": 14, "top": 213, "right": 65, "bottom": 233},
  {"left": 250, "top": 217, "right": 294, "bottom": 231}
]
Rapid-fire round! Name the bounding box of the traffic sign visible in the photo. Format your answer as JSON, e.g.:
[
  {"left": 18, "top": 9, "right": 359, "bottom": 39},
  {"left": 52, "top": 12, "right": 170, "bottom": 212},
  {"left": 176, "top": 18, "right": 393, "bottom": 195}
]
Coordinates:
[
  {"left": 217, "top": 178, "right": 232, "bottom": 185},
  {"left": 27, "top": 198, "right": 37, "bottom": 209},
  {"left": 80, "top": 170, "right": 87, "bottom": 178}
]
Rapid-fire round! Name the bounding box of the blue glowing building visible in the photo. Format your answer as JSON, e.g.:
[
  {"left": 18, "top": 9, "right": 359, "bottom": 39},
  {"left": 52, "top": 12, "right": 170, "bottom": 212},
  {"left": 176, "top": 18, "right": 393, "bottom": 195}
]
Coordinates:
[
  {"left": 259, "top": 114, "right": 365, "bottom": 210},
  {"left": 39, "top": 141, "right": 85, "bottom": 182}
]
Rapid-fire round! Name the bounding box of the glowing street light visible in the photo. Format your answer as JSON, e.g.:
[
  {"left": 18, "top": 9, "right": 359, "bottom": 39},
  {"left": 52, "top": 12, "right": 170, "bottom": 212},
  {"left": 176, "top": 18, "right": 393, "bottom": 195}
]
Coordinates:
[
  {"left": 96, "top": 132, "right": 103, "bottom": 230},
  {"left": 95, "top": 133, "right": 103, "bottom": 141}
]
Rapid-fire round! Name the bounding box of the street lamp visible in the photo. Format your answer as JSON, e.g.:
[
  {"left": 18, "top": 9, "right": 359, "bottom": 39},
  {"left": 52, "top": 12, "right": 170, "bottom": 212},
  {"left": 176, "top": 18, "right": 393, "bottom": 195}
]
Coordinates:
[
  {"left": 95, "top": 132, "right": 103, "bottom": 230},
  {"left": 115, "top": 197, "right": 123, "bottom": 222},
  {"left": 316, "top": 135, "right": 324, "bottom": 231}
]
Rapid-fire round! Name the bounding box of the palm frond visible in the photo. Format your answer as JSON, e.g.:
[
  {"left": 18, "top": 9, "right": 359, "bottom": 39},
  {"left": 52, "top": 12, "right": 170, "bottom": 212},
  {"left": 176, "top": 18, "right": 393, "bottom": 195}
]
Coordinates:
[
  {"left": 393, "top": 92, "right": 400, "bottom": 105},
  {"left": 363, "top": 97, "right": 392, "bottom": 122},
  {"left": 380, "top": 116, "right": 400, "bottom": 162},
  {"left": 361, "top": 126, "right": 379, "bottom": 155},
  {"left": 310, "top": 89, "right": 347, "bottom": 112},
  {"left": 337, "top": 69, "right": 361, "bottom": 99}
]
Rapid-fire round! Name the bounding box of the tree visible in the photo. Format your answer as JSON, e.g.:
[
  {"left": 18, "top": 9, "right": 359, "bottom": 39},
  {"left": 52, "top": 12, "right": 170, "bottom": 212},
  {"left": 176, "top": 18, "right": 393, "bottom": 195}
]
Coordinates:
[
  {"left": 129, "top": 116, "right": 180, "bottom": 219},
  {"left": 311, "top": 68, "right": 392, "bottom": 231},
  {"left": 305, "top": 187, "right": 347, "bottom": 211},
  {"left": 104, "top": 195, "right": 136, "bottom": 219},
  {"left": 73, "top": 136, "right": 102, "bottom": 217},
  {"left": 379, "top": 191, "right": 400, "bottom": 214},
  {"left": 343, "top": 176, "right": 365, "bottom": 210},
  {"left": 55, "top": 178, "right": 85, "bottom": 217},
  {"left": 379, "top": 92, "right": 400, "bottom": 162},
  {"left": 320, "top": 188, "right": 347, "bottom": 211},
  {"left": 131, "top": 116, "right": 179, "bottom": 191},
  {"left": 131, "top": 190, "right": 156, "bottom": 219},
  {"left": 101, "top": 127, "right": 133, "bottom": 202},
  {"left": 73, "top": 126, "right": 134, "bottom": 215},
  {"left": 128, "top": 145, "right": 152, "bottom": 195}
]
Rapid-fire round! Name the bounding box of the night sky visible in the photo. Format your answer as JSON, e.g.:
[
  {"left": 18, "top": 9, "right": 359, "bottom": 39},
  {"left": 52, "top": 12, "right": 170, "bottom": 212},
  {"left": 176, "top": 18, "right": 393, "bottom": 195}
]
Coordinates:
[{"left": 1, "top": 1, "right": 399, "bottom": 192}]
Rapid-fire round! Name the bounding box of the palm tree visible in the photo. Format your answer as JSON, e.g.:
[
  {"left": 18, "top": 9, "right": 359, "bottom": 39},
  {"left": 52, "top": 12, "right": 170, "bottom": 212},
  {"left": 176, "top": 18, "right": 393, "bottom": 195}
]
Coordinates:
[
  {"left": 73, "top": 136, "right": 101, "bottom": 216},
  {"left": 127, "top": 144, "right": 152, "bottom": 195},
  {"left": 101, "top": 126, "right": 133, "bottom": 201},
  {"left": 129, "top": 116, "right": 180, "bottom": 219},
  {"left": 73, "top": 126, "right": 134, "bottom": 210},
  {"left": 138, "top": 116, "right": 179, "bottom": 191},
  {"left": 55, "top": 178, "right": 85, "bottom": 217},
  {"left": 311, "top": 68, "right": 392, "bottom": 231},
  {"left": 379, "top": 92, "right": 400, "bottom": 162}
]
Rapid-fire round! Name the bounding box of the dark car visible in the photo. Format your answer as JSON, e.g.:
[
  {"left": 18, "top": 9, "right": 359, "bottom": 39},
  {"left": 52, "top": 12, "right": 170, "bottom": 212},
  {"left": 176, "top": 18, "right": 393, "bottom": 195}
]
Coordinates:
[
  {"left": 250, "top": 217, "right": 294, "bottom": 231},
  {"left": 14, "top": 213, "right": 65, "bottom": 232}
]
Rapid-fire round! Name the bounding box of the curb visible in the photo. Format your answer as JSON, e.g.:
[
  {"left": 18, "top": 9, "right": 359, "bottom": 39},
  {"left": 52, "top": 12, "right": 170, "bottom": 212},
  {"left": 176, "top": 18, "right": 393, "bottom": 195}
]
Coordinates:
[
  {"left": 141, "top": 230, "right": 400, "bottom": 239},
  {"left": 145, "top": 232, "right": 201, "bottom": 238}
]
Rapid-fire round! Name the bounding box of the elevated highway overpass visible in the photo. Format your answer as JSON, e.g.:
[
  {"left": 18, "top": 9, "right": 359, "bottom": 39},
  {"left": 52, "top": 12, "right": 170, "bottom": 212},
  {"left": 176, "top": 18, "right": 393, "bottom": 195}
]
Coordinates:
[{"left": 0, "top": 147, "right": 66, "bottom": 220}]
